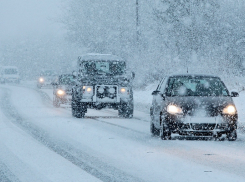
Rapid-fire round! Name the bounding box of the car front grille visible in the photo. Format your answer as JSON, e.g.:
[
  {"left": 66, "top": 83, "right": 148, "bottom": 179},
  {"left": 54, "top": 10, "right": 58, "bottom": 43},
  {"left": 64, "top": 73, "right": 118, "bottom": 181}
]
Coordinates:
[
  {"left": 190, "top": 123, "right": 216, "bottom": 130},
  {"left": 96, "top": 85, "right": 117, "bottom": 99}
]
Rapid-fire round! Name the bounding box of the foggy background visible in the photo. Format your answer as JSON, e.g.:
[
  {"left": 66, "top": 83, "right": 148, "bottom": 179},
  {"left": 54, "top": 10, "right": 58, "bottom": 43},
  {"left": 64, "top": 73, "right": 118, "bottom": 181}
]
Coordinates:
[{"left": 1, "top": 0, "right": 245, "bottom": 88}]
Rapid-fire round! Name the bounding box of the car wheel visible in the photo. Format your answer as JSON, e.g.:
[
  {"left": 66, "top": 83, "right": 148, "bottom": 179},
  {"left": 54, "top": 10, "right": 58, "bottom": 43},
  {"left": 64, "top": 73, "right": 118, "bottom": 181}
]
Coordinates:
[
  {"left": 160, "top": 123, "right": 171, "bottom": 140},
  {"left": 71, "top": 99, "right": 86, "bottom": 118},
  {"left": 227, "top": 130, "right": 237, "bottom": 141},
  {"left": 150, "top": 122, "right": 160, "bottom": 136},
  {"left": 118, "top": 102, "right": 133, "bottom": 118}
]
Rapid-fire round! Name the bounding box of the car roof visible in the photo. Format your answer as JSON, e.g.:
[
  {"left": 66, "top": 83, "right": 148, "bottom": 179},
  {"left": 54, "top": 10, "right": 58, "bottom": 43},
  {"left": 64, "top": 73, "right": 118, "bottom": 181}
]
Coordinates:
[
  {"left": 78, "top": 53, "right": 124, "bottom": 62},
  {"left": 168, "top": 74, "right": 220, "bottom": 79},
  {"left": 59, "top": 74, "right": 72, "bottom": 77}
]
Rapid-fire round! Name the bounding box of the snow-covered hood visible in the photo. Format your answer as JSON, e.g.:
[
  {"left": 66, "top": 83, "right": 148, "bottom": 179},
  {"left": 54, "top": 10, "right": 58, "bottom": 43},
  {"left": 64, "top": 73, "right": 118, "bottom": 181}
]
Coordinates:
[{"left": 166, "top": 96, "right": 235, "bottom": 117}]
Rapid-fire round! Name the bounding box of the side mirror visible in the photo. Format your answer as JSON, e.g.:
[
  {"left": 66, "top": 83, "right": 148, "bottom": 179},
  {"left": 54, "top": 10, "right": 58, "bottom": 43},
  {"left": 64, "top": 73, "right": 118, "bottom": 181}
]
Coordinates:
[
  {"left": 72, "top": 71, "right": 78, "bottom": 77},
  {"left": 131, "top": 72, "right": 135, "bottom": 79},
  {"left": 152, "top": 90, "right": 160, "bottom": 95},
  {"left": 231, "top": 91, "right": 239, "bottom": 97}
]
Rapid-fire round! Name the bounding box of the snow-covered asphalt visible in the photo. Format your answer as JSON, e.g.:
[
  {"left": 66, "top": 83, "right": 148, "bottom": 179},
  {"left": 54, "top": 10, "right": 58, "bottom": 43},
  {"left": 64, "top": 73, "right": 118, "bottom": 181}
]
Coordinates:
[{"left": 1, "top": 83, "right": 245, "bottom": 182}]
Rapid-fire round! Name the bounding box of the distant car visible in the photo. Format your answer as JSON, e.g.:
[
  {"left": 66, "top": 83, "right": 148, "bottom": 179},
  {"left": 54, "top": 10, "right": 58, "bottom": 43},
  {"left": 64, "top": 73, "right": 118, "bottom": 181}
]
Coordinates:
[
  {"left": 52, "top": 74, "right": 76, "bottom": 107},
  {"left": 37, "top": 70, "right": 57, "bottom": 88},
  {"left": 150, "top": 74, "right": 239, "bottom": 141},
  {"left": 0, "top": 66, "right": 20, "bottom": 84}
]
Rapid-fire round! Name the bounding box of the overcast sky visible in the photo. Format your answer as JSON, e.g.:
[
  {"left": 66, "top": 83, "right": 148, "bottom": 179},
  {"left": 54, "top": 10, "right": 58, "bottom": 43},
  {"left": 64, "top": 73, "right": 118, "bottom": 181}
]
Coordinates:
[{"left": 0, "top": 0, "right": 64, "bottom": 42}]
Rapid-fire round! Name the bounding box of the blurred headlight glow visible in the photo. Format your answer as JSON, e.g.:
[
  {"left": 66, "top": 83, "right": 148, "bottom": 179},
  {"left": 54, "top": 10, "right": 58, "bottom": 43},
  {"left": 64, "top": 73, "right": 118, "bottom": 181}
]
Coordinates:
[
  {"left": 57, "top": 90, "right": 65, "bottom": 95},
  {"left": 39, "top": 78, "right": 44, "bottom": 82},
  {"left": 87, "top": 87, "right": 92, "bottom": 92},
  {"left": 120, "top": 88, "right": 126, "bottom": 93},
  {"left": 223, "top": 105, "right": 236, "bottom": 115},
  {"left": 167, "top": 105, "right": 183, "bottom": 115},
  {"left": 83, "top": 86, "right": 93, "bottom": 95}
]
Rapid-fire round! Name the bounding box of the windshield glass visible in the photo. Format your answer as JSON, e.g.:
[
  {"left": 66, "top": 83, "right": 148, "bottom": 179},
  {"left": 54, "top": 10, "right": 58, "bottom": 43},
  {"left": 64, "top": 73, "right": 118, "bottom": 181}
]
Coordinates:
[
  {"left": 59, "top": 75, "right": 75, "bottom": 85},
  {"left": 4, "top": 68, "right": 18, "bottom": 74},
  {"left": 166, "top": 76, "right": 229, "bottom": 96},
  {"left": 81, "top": 61, "right": 126, "bottom": 76}
]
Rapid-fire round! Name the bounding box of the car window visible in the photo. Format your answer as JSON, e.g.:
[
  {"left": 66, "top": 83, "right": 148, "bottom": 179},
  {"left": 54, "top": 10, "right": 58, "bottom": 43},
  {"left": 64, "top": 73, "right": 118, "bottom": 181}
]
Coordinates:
[{"left": 166, "top": 76, "right": 229, "bottom": 97}]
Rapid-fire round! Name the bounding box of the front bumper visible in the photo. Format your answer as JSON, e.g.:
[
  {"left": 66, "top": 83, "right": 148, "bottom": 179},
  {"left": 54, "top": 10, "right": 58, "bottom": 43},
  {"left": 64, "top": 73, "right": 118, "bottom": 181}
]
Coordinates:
[
  {"left": 81, "top": 85, "right": 131, "bottom": 103},
  {"left": 164, "top": 115, "right": 237, "bottom": 135},
  {"left": 57, "top": 95, "right": 72, "bottom": 104}
]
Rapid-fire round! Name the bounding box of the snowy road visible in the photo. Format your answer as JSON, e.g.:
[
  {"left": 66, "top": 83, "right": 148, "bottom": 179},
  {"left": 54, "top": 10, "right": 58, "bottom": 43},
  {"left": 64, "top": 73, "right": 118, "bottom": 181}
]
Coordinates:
[{"left": 1, "top": 83, "right": 245, "bottom": 182}]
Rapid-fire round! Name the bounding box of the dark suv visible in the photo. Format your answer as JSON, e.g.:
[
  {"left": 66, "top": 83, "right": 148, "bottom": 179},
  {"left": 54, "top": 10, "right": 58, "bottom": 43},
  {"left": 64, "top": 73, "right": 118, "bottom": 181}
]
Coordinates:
[
  {"left": 150, "top": 74, "right": 239, "bottom": 141},
  {"left": 72, "top": 54, "right": 134, "bottom": 118}
]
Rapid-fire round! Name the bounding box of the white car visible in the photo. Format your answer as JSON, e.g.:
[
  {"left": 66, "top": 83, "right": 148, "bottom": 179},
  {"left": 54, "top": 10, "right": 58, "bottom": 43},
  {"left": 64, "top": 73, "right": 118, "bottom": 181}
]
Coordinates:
[{"left": 0, "top": 66, "right": 20, "bottom": 84}]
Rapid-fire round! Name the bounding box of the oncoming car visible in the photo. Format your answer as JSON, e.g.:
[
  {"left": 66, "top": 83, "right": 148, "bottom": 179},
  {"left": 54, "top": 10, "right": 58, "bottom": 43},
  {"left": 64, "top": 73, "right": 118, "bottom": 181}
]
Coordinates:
[
  {"left": 52, "top": 74, "right": 76, "bottom": 107},
  {"left": 150, "top": 74, "right": 239, "bottom": 141},
  {"left": 0, "top": 66, "right": 20, "bottom": 83},
  {"left": 37, "top": 70, "right": 57, "bottom": 88},
  {"left": 72, "top": 53, "right": 134, "bottom": 118}
]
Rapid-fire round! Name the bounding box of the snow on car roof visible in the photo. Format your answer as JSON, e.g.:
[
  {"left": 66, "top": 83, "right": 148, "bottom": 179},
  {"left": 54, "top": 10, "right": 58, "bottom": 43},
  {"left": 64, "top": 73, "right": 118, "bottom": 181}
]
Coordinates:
[
  {"left": 78, "top": 53, "right": 124, "bottom": 62},
  {"left": 168, "top": 73, "right": 220, "bottom": 78}
]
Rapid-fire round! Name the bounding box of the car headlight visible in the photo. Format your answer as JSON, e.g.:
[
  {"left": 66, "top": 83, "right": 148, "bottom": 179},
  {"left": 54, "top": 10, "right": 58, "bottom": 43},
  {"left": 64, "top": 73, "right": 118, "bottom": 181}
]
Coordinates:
[
  {"left": 223, "top": 105, "right": 236, "bottom": 115},
  {"left": 120, "top": 87, "right": 127, "bottom": 94},
  {"left": 57, "top": 89, "right": 65, "bottom": 95},
  {"left": 39, "top": 78, "right": 44, "bottom": 82},
  {"left": 167, "top": 105, "right": 183, "bottom": 115},
  {"left": 83, "top": 86, "right": 93, "bottom": 95}
]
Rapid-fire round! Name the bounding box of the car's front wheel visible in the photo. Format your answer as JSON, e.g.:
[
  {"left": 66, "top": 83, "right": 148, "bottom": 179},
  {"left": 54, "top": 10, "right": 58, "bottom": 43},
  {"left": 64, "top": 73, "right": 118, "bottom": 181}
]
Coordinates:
[
  {"left": 150, "top": 122, "right": 160, "bottom": 136},
  {"left": 118, "top": 101, "right": 133, "bottom": 118},
  {"left": 227, "top": 130, "right": 237, "bottom": 141},
  {"left": 71, "top": 94, "right": 87, "bottom": 118}
]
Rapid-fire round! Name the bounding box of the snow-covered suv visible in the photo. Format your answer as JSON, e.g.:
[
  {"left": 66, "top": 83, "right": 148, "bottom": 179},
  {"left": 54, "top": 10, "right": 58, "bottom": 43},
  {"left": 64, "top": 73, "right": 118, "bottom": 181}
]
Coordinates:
[{"left": 72, "top": 54, "right": 134, "bottom": 118}]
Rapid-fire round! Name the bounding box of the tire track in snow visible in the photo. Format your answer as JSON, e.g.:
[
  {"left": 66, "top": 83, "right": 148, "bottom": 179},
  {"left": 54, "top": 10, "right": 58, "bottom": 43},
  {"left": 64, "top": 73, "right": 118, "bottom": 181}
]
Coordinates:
[
  {"left": 0, "top": 161, "right": 20, "bottom": 182},
  {"left": 0, "top": 87, "right": 145, "bottom": 182}
]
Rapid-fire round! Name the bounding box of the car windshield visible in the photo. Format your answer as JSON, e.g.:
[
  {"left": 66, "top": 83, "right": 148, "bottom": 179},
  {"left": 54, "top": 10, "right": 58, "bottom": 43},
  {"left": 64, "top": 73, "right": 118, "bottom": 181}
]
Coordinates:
[
  {"left": 166, "top": 76, "right": 229, "bottom": 97},
  {"left": 4, "top": 68, "right": 18, "bottom": 74},
  {"left": 81, "top": 61, "right": 126, "bottom": 76},
  {"left": 59, "top": 75, "right": 75, "bottom": 85}
]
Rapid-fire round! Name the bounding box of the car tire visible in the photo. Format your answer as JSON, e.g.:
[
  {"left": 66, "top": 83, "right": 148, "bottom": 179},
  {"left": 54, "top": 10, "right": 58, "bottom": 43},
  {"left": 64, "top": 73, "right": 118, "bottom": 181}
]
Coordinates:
[
  {"left": 71, "top": 95, "right": 86, "bottom": 118},
  {"left": 150, "top": 122, "right": 160, "bottom": 136},
  {"left": 160, "top": 118, "right": 171, "bottom": 140},
  {"left": 118, "top": 101, "right": 133, "bottom": 118},
  {"left": 227, "top": 130, "right": 237, "bottom": 141}
]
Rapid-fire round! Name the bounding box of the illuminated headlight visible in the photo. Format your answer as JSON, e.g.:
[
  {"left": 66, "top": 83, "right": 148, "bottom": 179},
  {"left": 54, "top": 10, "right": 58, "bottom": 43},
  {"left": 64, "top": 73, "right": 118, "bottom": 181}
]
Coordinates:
[
  {"left": 223, "top": 105, "right": 236, "bottom": 115},
  {"left": 167, "top": 105, "right": 183, "bottom": 115},
  {"left": 120, "top": 87, "right": 127, "bottom": 94},
  {"left": 83, "top": 86, "right": 93, "bottom": 94},
  {"left": 57, "top": 89, "right": 65, "bottom": 95},
  {"left": 39, "top": 78, "right": 44, "bottom": 82}
]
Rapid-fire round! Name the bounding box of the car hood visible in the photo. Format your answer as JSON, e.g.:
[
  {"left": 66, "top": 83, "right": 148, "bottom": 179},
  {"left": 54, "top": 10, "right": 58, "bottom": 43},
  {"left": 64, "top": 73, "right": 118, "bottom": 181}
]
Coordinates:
[{"left": 166, "top": 96, "right": 235, "bottom": 117}]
